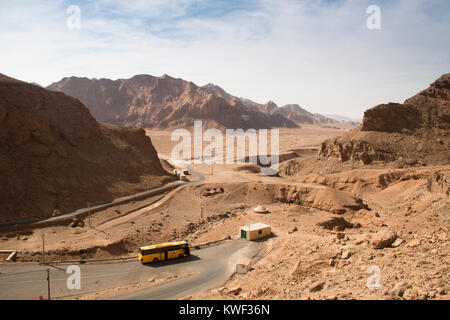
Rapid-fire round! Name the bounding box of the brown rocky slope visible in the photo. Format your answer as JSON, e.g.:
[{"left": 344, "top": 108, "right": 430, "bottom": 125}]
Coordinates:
[
  {"left": 272, "top": 104, "right": 338, "bottom": 125},
  {"left": 319, "top": 73, "right": 450, "bottom": 165},
  {"left": 0, "top": 73, "right": 172, "bottom": 223},
  {"left": 204, "top": 84, "right": 340, "bottom": 126},
  {"left": 47, "top": 75, "right": 299, "bottom": 130}
]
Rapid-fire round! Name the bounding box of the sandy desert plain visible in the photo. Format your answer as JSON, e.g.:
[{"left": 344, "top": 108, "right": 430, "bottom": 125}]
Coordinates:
[{"left": 1, "top": 123, "right": 448, "bottom": 300}]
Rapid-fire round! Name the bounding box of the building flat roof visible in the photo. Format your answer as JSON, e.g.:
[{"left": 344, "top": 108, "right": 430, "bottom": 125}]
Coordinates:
[
  {"left": 240, "top": 222, "right": 270, "bottom": 231},
  {"left": 139, "top": 240, "right": 187, "bottom": 251},
  {"left": 237, "top": 258, "right": 252, "bottom": 265}
]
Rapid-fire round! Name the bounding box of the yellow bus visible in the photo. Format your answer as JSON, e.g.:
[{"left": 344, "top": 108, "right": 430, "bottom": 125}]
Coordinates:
[{"left": 138, "top": 241, "right": 190, "bottom": 264}]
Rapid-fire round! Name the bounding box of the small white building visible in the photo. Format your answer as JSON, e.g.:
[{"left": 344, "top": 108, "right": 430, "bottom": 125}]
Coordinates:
[
  {"left": 236, "top": 258, "right": 252, "bottom": 274},
  {"left": 240, "top": 222, "right": 271, "bottom": 241}
]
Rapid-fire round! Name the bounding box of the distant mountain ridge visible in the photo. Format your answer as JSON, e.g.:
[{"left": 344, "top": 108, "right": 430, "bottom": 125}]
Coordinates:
[
  {"left": 325, "top": 114, "right": 362, "bottom": 123},
  {"left": 202, "top": 84, "right": 341, "bottom": 125},
  {"left": 47, "top": 75, "right": 296, "bottom": 130},
  {"left": 47, "top": 74, "right": 342, "bottom": 130}
]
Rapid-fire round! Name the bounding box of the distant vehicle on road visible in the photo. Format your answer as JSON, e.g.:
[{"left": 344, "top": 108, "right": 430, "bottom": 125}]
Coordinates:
[
  {"left": 179, "top": 173, "right": 188, "bottom": 181},
  {"left": 139, "top": 241, "right": 190, "bottom": 263}
]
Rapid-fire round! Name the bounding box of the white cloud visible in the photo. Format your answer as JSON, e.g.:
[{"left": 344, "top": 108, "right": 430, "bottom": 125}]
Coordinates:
[{"left": 0, "top": 0, "right": 448, "bottom": 118}]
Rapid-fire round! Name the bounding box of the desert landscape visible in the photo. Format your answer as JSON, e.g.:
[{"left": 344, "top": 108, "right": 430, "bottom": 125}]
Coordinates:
[
  {"left": 0, "top": 1, "right": 449, "bottom": 305},
  {"left": 0, "top": 71, "right": 448, "bottom": 301}
]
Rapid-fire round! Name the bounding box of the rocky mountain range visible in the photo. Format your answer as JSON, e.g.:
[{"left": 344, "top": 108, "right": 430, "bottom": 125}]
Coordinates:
[
  {"left": 47, "top": 74, "right": 342, "bottom": 130},
  {"left": 202, "top": 83, "right": 343, "bottom": 126},
  {"left": 325, "top": 114, "right": 361, "bottom": 123}
]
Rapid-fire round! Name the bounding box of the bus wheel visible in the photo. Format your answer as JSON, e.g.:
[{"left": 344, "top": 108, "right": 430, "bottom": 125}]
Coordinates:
[
  {"left": 178, "top": 254, "right": 184, "bottom": 259},
  {"left": 153, "top": 258, "right": 159, "bottom": 262}
]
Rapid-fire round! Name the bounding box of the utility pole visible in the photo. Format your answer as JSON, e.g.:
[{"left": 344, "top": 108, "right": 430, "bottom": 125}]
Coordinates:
[
  {"left": 87, "top": 202, "right": 91, "bottom": 228},
  {"left": 200, "top": 196, "right": 203, "bottom": 220},
  {"left": 46, "top": 269, "right": 51, "bottom": 300},
  {"left": 42, "top": 233, "right": 45, "bottom": 263},
  {"left": 211, "top": 150, "right": 215, "bottom": 176}
]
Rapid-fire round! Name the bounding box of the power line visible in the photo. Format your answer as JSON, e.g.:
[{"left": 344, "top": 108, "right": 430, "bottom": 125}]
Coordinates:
[{"left": 0, "top": 269, "right": 45, "bottom": 277}]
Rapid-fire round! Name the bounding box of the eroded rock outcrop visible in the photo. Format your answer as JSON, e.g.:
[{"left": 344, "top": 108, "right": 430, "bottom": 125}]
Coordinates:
[
  {"left": 274, "top": 184, "right": 364, "bottom": 214},
  {"left": 319, "top": 73, "right": 450, "bottom": 166},
  {"left": 319, "top": 138, "right": 381, "bottom": 164},
  {"left": 362, "top": 74, "right": 450, "bottom": 132},
  {"left": 0, "top": 73, "right": 171, "bottom": 223}
]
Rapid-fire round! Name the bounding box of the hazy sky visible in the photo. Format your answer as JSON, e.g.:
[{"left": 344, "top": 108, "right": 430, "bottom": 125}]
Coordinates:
[{"left": 1, "top": 0, "right": 449, "bottom": 118}]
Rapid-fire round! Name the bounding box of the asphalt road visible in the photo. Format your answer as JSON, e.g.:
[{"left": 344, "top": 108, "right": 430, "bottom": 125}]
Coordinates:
[
  {"left": 0, "top": 239, "right": 261, "bottom": 300},
  {"left": 0, "top": 181, "right": 186, "bottom": 229},
  {"left": 0, "top": 165, "right": 205, "bottom": 229}
]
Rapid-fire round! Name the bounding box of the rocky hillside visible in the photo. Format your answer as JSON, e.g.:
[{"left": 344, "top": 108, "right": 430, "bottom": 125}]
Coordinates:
[
  {"left": 361, "top": 75, "right": 450, "bottom": 132},
  {"left": 272, "top": 104, "right": 338, "bottom": 125},
  {"left": 319, "top": 73, "right": 450, "bottom": 165},
  {"left": 47, "top": 75, "right": 298, "bottom": 130},
  {"left": 0, "top": 73, "right": 172, "bottom": 223},
  {"left": 205, "top": 84, "right": 340, "bottom": 126},
  {"left": 47, "top": 74, "right": 342, "bottom": 130}
]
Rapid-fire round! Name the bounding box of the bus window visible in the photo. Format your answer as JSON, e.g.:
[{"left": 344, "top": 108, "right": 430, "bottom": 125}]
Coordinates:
[{"left": 139, "top": 241, "right": 190, "bottom": 264}]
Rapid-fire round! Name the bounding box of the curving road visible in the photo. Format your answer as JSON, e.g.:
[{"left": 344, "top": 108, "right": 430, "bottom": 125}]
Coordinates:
[
  {"left": 0, "top": 164, "right": 205, "bottom": 229},
  {"left": 114, "top": 239, "right": 261, "bottom": 300},
  {"left": 0, "top": 162, "right": 257, "bottom": 300},
  {"left": 0, "top": 239, "right": 262, "bottom": 300}
]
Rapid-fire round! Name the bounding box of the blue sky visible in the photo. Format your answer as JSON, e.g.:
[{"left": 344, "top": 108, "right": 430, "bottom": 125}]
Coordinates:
[{"left": 0, "top": 0, "right": 449, "bottom": 118}]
